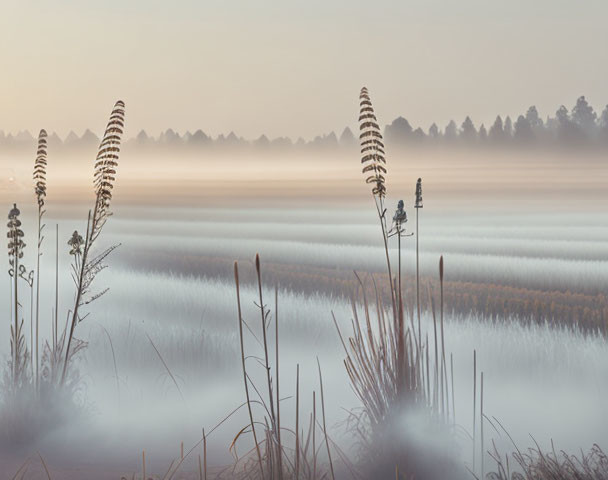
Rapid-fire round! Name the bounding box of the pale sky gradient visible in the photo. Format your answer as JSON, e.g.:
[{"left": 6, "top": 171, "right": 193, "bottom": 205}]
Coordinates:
[{"left": 1, "top": 0, "right": 607, "bottom": 139}]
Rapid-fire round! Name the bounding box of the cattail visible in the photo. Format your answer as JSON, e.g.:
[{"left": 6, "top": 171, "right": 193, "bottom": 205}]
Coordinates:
[
  {"left": 415, "top": 178, "right": 423, "bottom": 209},
  {"left": 93, "top": 100, "right": 125, "bottom": 231},
  {"left": 359, "top": 87, "right": 387, "bottom": 198},
  {"left": 33, "top": 129, "right": 48, "bottom": 208}
]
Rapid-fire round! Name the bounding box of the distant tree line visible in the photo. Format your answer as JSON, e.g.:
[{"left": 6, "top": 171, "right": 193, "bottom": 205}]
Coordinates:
[
  {"left": 2, "top": 96, "right": 608, "bottom": 152},
  {"left": 384, "top": 96, "right": 608, "bottom": 149}
]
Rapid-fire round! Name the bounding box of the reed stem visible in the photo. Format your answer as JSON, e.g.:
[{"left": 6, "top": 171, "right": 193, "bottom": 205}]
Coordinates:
[{"left": 234, "top": 262, "right": 264, "bottom": 478}]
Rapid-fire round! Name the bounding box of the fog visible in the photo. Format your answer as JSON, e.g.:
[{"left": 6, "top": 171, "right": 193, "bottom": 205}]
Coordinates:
[
  {"left": 1, "top": 143, "right": 607, "bottom": 478},
  {"left": 0, "top": 192, "right": 607, "bottom": 476}
]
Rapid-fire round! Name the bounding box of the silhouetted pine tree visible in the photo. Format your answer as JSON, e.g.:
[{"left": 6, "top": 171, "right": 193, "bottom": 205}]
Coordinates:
[
  {"left": 489, "top": 116, "right": 504, "bottom": 144},
  {"left": 514, "top": 115, "right": 534, "bottom": 144},
  {"left": 444, "top": 120, "right": 457, "bottom": 142},
  {"left": 460, "top": 116, "right": 477, "bottom": 144},
  {"left": 571, "top": 95, "right": 597, "bottom": 138}
]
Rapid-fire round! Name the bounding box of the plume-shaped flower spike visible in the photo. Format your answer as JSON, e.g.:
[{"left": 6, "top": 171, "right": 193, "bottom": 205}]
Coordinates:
[
  {"left": 33, "top": 129, "right": 48, "bottom": 208},
  {"left": 93, "top": 100, "right": 125, "bottom": 231},
  {"left": 359, "top": 87, "right": 386, "bottom": 198}
]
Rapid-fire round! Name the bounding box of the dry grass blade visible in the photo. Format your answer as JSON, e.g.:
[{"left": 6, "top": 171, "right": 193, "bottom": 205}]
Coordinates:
[
  {"left": 234, "top": 261, "right": 264, "bottom": 478},
  {"left": 11, "top": 458, "right": 30, "bottom": 480},
  {"left": 146, "top": 333, "right": 185, "bottom": 403},
  {"left": 38, "top": 453, "right": 52, "bottom": 480},
  {"left": 317, "top": 358, "right": 336, "bottom": 480},
  {"left": 100, "top": 324, "right": 120, "bottom": 401}
]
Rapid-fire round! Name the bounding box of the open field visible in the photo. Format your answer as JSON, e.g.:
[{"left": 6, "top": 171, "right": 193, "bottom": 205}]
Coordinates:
[{"left": 1, "top": 198, "right": 607, "bottom": 478}]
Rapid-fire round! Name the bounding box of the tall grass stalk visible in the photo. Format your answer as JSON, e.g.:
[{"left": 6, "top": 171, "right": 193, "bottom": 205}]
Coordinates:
[
  {"left": 295, "top": 364, "right": 300, "bottom": 479},
  {"left": 33, "top": 129, "right": 48, "bottom": 390},
  {"left": 473, "top": 349, "right": 477, "bottom": 471},
  {"left": 317, "top": 358, "right": 336, "bottom": 480},
  {"left": 481, "top": 370, "right": 485, "bottom": 478},
  {"left": 234, "top": 261, "right": 264, "bottom": 478},
  {"left": 359, "top": 87, "right": 396, "bottom": 321},
  {"left": 54, "top": 223, "right": 59, "bottom": 352},
  {"left": 255, "top": 254, "right": 277, "bottom": 445},
  {"left": 415, "top": 178, "right": 423, "bottom": 352},
  {"left": 275, "top": 285, "right": 284, "bottom": 478},
  {"left": 61, "top": 100, "right": 125, "bottom": 386},
  {"left": 332, "top": 87, "right": 459, "bottom": 477},
  {"left": 233, "top": 256, "right": 334, "bottom": 479}
]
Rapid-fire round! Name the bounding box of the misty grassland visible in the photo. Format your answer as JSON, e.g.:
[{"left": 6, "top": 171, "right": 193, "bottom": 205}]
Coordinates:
[{"left": 1, "top": 148, "right": 608, "bottom": 478}]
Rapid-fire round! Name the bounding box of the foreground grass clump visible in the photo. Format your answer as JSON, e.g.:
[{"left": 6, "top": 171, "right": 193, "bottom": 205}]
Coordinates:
[
  {"left": 328, "top": 87, "right": 464, "bottom": 478},
  {"left": 1, "top": 101, "right": 125, "bottom": 446},
  {"left": 489, "top": 443, "right": 608, "bottom": 480},
  {"left": 231, "top": 255, "right": 341, "bottom": 479}
]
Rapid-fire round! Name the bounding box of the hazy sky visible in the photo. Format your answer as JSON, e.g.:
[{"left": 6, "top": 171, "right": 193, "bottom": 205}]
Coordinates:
[{"left": 1, "top": 0, "right": 607, "bottom": 139}]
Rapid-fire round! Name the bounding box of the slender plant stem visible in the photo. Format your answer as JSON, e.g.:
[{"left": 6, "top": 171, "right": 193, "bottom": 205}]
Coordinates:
[
  {"left": 439, "top": 257, "right": 447, "bottom": 421},
  {"left": 61, "top": 209, "right": 93, "bottom": 386},
  {"left": 295, "top": 364, "right": 300, "bottom": 480},
  {"left": 481, "top": 371, "right": 484, "bottom": 479},
  {"left": 35, "top": 207, "right": 42, "bottom": 391},
  {"left": 255, "top": 254, "right": 277, "bottom": 431},
  {"left": 317, "top": 358, "right": 335, "bottom": 480},
  {"left": 312, "top": 391, "right": 317, "bottom": 480},
  {"left": 430, "top": 287, "right": 439, "bottom": 414},
  {"left": 473, "top": 349, "right": 477, "bottom": 472},
  {"left": 203, "top": 428, "right": 207, "bottom": 480},
  {"left": 13, "top": 249, "right": 19, "bottom": 384},
  {"left": 30, "top": 284, "right": 34, "bottom": 378},
  {"left": 54, "top": 224, "right": 59, "bottom": 351},
  {"left": 374, "top": 196, "right": 397, "bottom": 321},
  {"left": 397, "top": 230, "right": 404, "bottom": 393},
  {"left": 275, "top": 284, "right": 284, "bottom": 479},
  {"left": 451, "top": 353, "right": 455, "bottom": 425},
  {"left": 416, "top": 207, "right": 421, "bottom": 361},
  {"left": 234, "top": 262, "right": 264, "bottom": 478}
]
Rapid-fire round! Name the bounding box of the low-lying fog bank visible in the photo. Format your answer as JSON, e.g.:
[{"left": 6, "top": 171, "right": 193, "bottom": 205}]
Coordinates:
[
  {"left": 1, "top": 261, "right": 606, "bottom": 477},
  {"left": 0, "top": 201, "right": 606, "bottom": 476}
]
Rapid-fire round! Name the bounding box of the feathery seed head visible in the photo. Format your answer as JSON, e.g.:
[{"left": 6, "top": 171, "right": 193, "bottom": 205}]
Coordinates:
[
  {"left": 359, "top": 87, "right": 386, "bottom": 198},
  {"left": 94, "top": 100, "right": 125, "bottom": 222},
  {"left": 33, "top": 129, "right": 49, "bottom": 208}
]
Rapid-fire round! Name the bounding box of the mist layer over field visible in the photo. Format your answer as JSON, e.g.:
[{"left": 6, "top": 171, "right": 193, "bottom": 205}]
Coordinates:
[
  {"left": 1, "top": 142, "right": 607, "bottom": 478},
  {"left": 3, "top": 147, "right": 607, "bottom": 210},
  {"left": 0, "top": 195, "right": 607, "bottom": 477}
]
